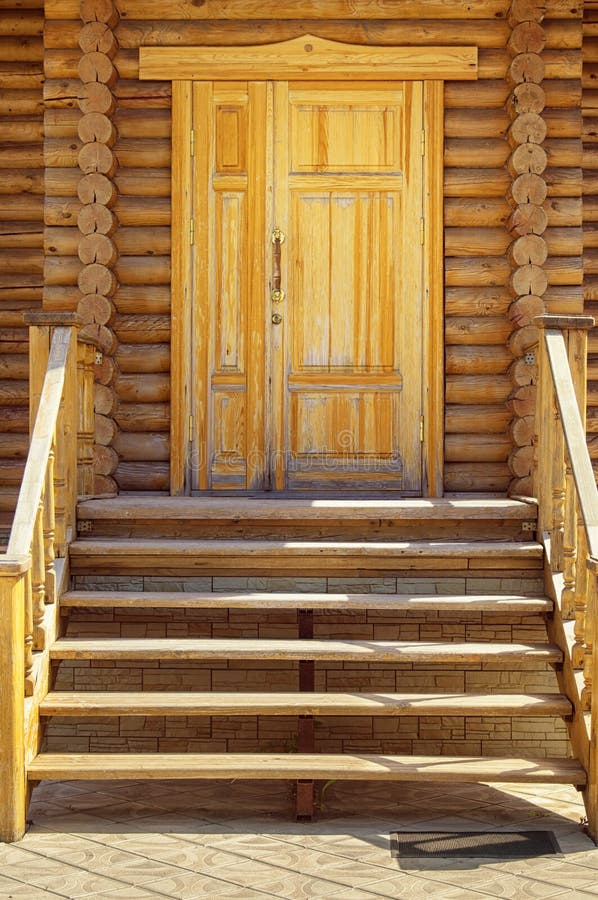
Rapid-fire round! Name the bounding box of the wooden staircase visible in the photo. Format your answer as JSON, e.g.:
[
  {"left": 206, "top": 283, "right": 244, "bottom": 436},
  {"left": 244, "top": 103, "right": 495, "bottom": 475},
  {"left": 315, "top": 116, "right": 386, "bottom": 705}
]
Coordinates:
[{"left": 29, "top": 496, "right": 587, "bottom": 817}]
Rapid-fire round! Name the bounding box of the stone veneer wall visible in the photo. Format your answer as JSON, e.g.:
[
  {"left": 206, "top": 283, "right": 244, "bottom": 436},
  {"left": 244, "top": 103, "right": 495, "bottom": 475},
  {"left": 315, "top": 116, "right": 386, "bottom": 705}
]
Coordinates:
[{"left": 45, "top": 574, "right": 569, "bottom": 758}]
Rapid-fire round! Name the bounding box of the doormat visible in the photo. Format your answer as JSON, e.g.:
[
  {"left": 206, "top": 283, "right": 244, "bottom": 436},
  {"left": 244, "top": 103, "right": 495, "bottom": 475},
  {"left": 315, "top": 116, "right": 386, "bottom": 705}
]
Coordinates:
[{"left": 390, "top": 831, "right": 560, "bottom": 859}]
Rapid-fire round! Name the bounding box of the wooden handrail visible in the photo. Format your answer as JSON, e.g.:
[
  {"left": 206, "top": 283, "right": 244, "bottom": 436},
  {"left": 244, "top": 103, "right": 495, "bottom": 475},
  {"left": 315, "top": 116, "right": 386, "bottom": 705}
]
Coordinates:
[
  {"left": 543, "top": 327, "right": 598, "bottom": 562},
  {"left": 0, "top": 317, "right": 95, "bottom": 842},
  {"left": 534, "top": 313, "right": 598, "bottom": 842},
  {"left": 7, "top": 327, "right": 74, "bottom": 559}
]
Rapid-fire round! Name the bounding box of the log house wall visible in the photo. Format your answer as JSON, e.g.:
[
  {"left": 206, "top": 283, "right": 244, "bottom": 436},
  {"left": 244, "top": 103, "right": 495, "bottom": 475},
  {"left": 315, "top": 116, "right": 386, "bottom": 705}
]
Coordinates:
[
  {"left": 40, "top": 0, "right": 584, "bottom": 494},
  {"left": 0, "top": 2, "right": 44, "bottom": 528}
]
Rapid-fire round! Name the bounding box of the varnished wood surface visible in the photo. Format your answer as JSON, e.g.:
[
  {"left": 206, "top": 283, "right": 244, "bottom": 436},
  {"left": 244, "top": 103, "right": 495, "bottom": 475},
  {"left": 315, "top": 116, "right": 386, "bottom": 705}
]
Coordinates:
[
  {"left": 50, "top": 637, "right": 562, "bottom": 663},
  {"left": 27, "top": 752, "right": 587, "bottom": 784},
  {"left": 40, "top": 691, "right": 572, "bottom": 717},
  {"left": 60, "top": 590, "right": 553, "bottom": 612},
  {"left": 76, "top": 496, "right": 537, "bottom": 521}
]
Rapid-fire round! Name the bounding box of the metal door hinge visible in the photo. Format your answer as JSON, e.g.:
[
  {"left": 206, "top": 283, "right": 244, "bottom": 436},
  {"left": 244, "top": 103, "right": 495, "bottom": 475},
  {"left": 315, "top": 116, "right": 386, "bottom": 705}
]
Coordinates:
[
  {"left": 190, "top": 129, "right": 195, "bottom": 158},
  {"left": 190, "top": 218, "right": 195, "bottom": 246},
  {"left": 189, "top": 415, "right": 193, "bottom": 442},
  {"left": 420, "top": 217, "right": 425, "bottom": 245},
  {"left": 421, "top": 129, "right": 425, "bottom": 157},
  {"left": 419, "top": 416, "right": 424, "bottom": 443}
]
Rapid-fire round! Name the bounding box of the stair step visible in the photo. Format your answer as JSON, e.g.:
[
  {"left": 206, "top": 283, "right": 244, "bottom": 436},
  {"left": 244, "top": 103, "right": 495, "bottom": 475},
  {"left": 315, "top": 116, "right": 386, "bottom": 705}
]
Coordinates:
[
  {"left": 60, "top": 590, "right": 553, "bottom": 613},
  {"left": 69, "top": 538, "right": 543, "bottom": 574},
  {"left": 40, "top": 691, "right": 572, "bottom": 718},
  {"left": 78, "top": 496, "right": 536, "bottom": 523},
  {"left": 50, "top": 638, "right": 562, "bottom": 663},
  {"left": 28, "top": 752, "right": 586, "bottom": 785}
]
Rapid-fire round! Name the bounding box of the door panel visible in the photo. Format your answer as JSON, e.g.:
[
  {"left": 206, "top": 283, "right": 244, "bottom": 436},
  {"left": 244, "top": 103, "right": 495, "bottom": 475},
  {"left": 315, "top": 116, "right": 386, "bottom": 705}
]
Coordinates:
[{"left": 191, "top": 80, "right": 423, "bottom": 492}]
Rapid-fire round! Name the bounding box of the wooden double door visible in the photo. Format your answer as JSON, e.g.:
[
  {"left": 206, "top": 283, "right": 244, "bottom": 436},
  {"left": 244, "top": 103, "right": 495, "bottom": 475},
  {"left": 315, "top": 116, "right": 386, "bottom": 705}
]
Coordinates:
[{"left": 190, "top": 80, "right": 425, "bottom": 493}]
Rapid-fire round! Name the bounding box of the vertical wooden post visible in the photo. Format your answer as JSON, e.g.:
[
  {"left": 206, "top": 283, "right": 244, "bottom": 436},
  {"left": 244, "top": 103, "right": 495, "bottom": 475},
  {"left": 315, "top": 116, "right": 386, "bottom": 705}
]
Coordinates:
[
  {"left": 31, "top": 503, "right": 46, "bottom": 651},
  {"left": 582, "top": 563, "right": 596, "bottom": 712},
  {"left": 23, "top": 568, "right": 33, "bottom": 697},
  {"left": 0, "top": 566, "right": 27, "bottom": 843},
  {"left": 574, "top": 525, "right": 590, "bottom": 670},
  {"left": 535, "top": 329, "right": 554, "bottom": 538},
  {"left": 28, "top": 325, "right": 50, "bottom": 434},
  {"left": 77, "top": 338, "right": 95, "bottom": 497},
  {"left": 551, "top": 408, "right": 566, "bottom": 574},
  {"left": 63, "top": 334, "right": 79, "bottom": 544},
  {"left": 43, "top": 446, "right": 57, "bottom": 605}
]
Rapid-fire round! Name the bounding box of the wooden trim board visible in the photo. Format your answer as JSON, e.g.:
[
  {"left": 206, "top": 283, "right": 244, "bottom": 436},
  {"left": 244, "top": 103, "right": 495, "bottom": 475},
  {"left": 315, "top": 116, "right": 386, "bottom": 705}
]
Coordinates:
[{"left": 140, "top": 36, "right": 478, "bottom": 82}]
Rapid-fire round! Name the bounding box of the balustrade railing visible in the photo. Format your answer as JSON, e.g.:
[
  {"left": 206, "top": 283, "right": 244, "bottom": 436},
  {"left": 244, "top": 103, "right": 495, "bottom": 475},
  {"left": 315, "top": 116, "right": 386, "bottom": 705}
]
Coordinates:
[
  {"left": 0, "top": 313, "right": 94, "bottom": 842},
  {"left": 534, "top": 314, "right": 598, "bottom": 841}
]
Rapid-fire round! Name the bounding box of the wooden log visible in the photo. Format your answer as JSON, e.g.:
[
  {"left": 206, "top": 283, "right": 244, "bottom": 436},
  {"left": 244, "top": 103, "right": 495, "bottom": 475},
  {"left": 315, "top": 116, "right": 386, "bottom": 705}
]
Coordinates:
[
  {"left": 508, "top": 203, "right": 548, "bottom": 236},
  {"left": 95, "top": 412, "right": 117, "bottom": 446},
  {"left": 112, "top": 313, "right": 170, "bottom": 343},
  {"left": 509, "top": 444, "right": 535, "bottom": 478},
  {"left": 0, "top": 356, "right": 28, "bottom": 381},
  {"left": 509, "top": 142, "right": 548, "bottom": 175},
  {"left": 77, "top": 172, "right": 116, "bottom": 206},
  {"left": 114, "top": 257, "right": 170, "bottom": 286},
  {"left": 80, "top": 323, "right": 117, "bottom": 354},
  {"left": 116, "top": 227, "right": 170, "bottom": 256},
  {"left": 508, "top": 323, "right": 539, "bottom": 355},
  {"left": 78, "top": 142, "right": 116, "bottom": 177},
  {"left": 114, "top": 168, "right": 170, "bottom": 197},
  {"left": 508, "top": 82, "right": 545, "bottom": 115},
  {"left": 93, "top": 444, "right": 118, "bottom": 476},
  {"left": 77, "top": 263, "right": 116, "bottom": 297},
  {"left": 444, "top": 108, "right": 509, "bottom": 139},
  {"left": 444, "top": 257, "right": 510, "bottom": 287},
  {"left": 444, "top": 139, "right": 509, "bottom": 168},
  {"left": 445, "top": 316, "right": 512, "bottom": 345},
  {"left": 80, "top": 0, "right": 119, "bottom": 28},
  {"left": 79, "top": 22, "right": 117, "bottom": 57},
  {"left": 444, "top": 463, "right": 511, "bottom": 492},
  {"left": 114, "top": 461, "right": 169, "bottom": 492},
  {"left": 112, "top": 431, "right": 169, "bottom": 461},
  {"left": 508, "top": 22, "right": 546, "bottom": 56},
  {"left": 508, "top": 53, "right": 545, "bottom": 87},
  {"left": 544, "top": 255, "right": 583, "bottom": 285},
  {"left": 116, "top": 342, "right": 170, "bottom": 374},
  {"left": 545, "top": 226, "right": 582, "bottom": 257},
  {"left": 113, "top": 108, "right": 171, "bottom": 140},
  {"left": 77, "top": 112, "right": 116, "bottom": 147},
  {"left": 94, "top": 353, "right": 116, "bottom": 386},
  {"left": 78, "top": 52, "right": 117, "bottom": 88},
  {"left": 509, "top": 294, "right": 546, "bottom": 328},
  {"left": 444, "top": 286, "right": 511, "bottom": 316},
  {"left": 78, "top": 233, "right": 117, "bottom": 267},
  {"left": 114, "top": 402, "right": 169, "bottom": 432},
  {"left": 510, "top": 414, "right": 535, "bottom": 446},
  {"left": 116, "top": 373, "right": 169, "bottom": 404},
  {"left": 78, "top": 294, "right": 114, "bottom": 326},
  {"left": 444, "top": 167, "right": 510, "bottom": 197},
  {"left": 444, "top": 433, "right": 511, "bottom": 463},
  {"left": 444, "top": 198, "right": 510, "bottom": 228},
  {"left": 508, "top": 384, "right": 537, "bottom": 417},
  {"left": 44, "top": 256, "right": 80, "bottom": 286},
  {"left": 508, "top": 235, "right": 547, "bottom": 266},
  {"left": 77, "top": 203, "right": 117, "bottom": 235},
  {"left": 444, "top": 227, "right": 510, "bottom": 257},
  {"left": 114, "top": 139, "right": 171, "bottom": 169},
  {"left": 509, "top": 356, "right": 537, "bottom": 388},
  {"left": 93, "top": 474, "right": 118, "bottom": 495},
  {"left": 508, "top": 475, "right": 533, "bottom": 497},
  {"left": 94, "top": 383, "right": 116, "bottom": 416},
  {"left": 508, "top": 112, "right": 547, "bottom": 147},
  {"left": 510, "top": 263, "right": 548, "bottom": 297},
  {"left": 78, "top": 81, "right": 115, "bottom": 116},
  {"left": 114, "top": 285, "right": 170, "bottom": 315},
  {"left": 508, "top": 172, "right": 548, "bottom": 206},
  {"left": 445, "top": 374, "right": 511, "bottom": 404},
  {"left": 509, "top": 0, "right": 547, "bottom": 25}
]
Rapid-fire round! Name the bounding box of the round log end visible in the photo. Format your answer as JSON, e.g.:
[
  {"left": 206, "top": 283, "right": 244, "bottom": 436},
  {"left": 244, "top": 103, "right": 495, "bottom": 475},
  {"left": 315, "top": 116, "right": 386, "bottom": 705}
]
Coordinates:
[
  {"left": 508, "top": 443, "right": 535, "bottom": 478},
  {"left": 508, "top": 293, "right": 546, "bottom": 327},
  {"left": 508, "top": 323, "right": 540, "bottom": 355},
  {"left": 83, "top": 323, "right": 118, "bottom": 356},
  {"left": 79, "top": 21, "right": 118, "bottom": 57},
  {"left": 78, "top": 142, "right": 116, "bottom": 177},
  {"left": 508, "top": 172, "right": 548, "bottom": 207},
  {"left": 508, "top": 383, "right": 537, "bottom": 417},
  {"left": 508, "top": 53, "right": 545, "bottom": 88},
  {"left": 508, "top": 475, "right": 534, "bottom": 498},
  {"left": 508, "top": 22, "right": 546, "bottom": 56},
  {"left": 508, "top": 142, "right": 547, "bottom": 176},
  {"left": 78, "top": 112, "right": 117, "bottom": 147},
  {"left": 78, "top": 293, "right": 115, "bottom": 326},
  {"left": 508, "top": 0, "right": 546, "bottom": 26},
  {"left": 77, "top": 262, "right": 117, "bottom": 297},
  {"left": 78, "top": 51, "right": 117, "bottom": 88},
  {"left": 78, "top": 233, "right": 118, "bottom": 267},
  {"left": 93, "top": 474, "right": 119, "bottom": 496},
  {"left": 507, "top": 112, "right": 547, "bottom": 148},
  {"left": 508, "top": 82, "right": 545, "bottom": 117},
  {"left": 77, "top": 172, "right": 117, "bottom": 207},
  {"left": 508, "top": 234, "right": 548, "bottom": 267},
  {"left": 510, "top": 413, "right": 535, "bottom": 445},
  {"left": 78, "top": 202, "right": 117, "bottom": 236},
  {"left": 78, "top": 82, "right": 116, "bottom": 117},
  {"left": 508, "top": 203, "right": 548, "bottom": 238},
  {"left": 80, "top": 0, "right": 120, "bottom": 29},
  {"left": 94, "top": 385, "right": 118, "bottom": 419}
]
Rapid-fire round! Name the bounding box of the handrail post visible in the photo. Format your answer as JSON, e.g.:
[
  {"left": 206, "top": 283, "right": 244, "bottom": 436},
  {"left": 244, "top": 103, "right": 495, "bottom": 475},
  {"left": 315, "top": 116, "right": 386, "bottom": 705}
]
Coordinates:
[
  {"left": 77, "top": 337, "right": 96, "bottom": 498},
  {"left": 0, "top": 559, "right": 30, "bottom": 843}
]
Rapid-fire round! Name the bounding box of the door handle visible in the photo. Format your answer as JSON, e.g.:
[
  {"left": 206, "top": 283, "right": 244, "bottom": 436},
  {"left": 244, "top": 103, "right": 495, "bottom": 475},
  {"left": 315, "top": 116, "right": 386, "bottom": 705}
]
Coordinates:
[{"left": 271, "top": 228, "right": 285, "bottom": 304}]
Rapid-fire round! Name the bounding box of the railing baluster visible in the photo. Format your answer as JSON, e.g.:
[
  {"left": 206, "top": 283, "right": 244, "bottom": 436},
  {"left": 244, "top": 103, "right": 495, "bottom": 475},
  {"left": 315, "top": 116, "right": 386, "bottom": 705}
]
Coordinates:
[
  {"left": 43, "top": 443, "right": 56, "bottom": 604},
  {"left": 23, "top": 568, "right": 33, "bottom": 698},
  {"left": 535, "top": 329, "right": 554, "bottom": 539},
  {"left": 54, "top": 397, "right": 67, "bottom": 557},
  {"left": 32, "top": 501, "right": 46, "bottom": 652},
  {"left": 77, "top": 338, "right": 95, "bottom": 497}
]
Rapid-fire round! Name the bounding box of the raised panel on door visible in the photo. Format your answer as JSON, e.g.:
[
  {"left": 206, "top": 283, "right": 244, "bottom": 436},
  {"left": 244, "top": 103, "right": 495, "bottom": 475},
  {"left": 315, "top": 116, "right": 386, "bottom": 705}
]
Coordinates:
[
  {"left": 272, "top": 82, "right": 424, "bottom": 492},
  {"left": 191, "top": 82, "right": 268, "bottom": 490}
]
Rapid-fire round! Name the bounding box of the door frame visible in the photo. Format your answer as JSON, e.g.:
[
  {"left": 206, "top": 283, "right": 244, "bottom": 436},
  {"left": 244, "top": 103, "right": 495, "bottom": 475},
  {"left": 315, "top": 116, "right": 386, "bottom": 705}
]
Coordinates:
[{"left": 139, "top": 36, "right": 479, "bottom": 496}]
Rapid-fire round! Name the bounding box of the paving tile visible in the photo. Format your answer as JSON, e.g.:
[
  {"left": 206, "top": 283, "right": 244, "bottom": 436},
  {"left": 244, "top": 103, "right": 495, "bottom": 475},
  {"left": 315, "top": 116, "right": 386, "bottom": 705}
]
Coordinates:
[
  {"left": 144, "top": 872, "right": 271, "bottom": 899},
  {"left": 0, "top": 875, "right": 62, "bottom": 898}
]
